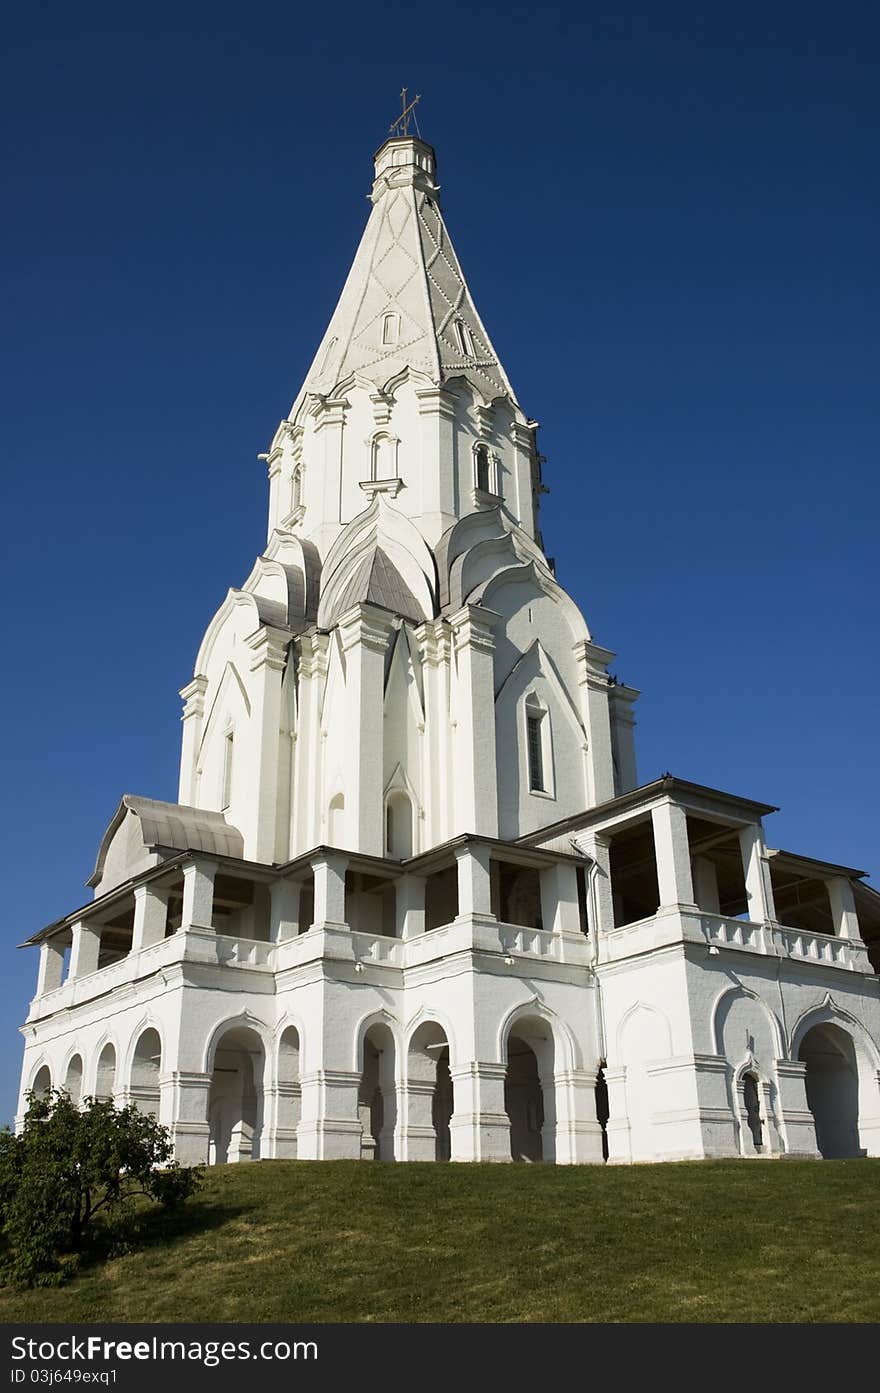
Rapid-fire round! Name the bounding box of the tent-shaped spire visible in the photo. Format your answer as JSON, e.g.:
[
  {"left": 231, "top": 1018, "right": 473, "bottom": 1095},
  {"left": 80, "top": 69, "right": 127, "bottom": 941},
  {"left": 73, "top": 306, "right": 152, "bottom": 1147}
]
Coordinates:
[{"left": 293, "top": 136, "right": 518, "bottom": 410}]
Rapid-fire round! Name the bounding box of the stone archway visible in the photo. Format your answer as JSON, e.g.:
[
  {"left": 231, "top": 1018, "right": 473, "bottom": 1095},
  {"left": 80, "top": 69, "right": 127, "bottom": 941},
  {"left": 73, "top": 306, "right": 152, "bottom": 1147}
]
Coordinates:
[
  {"left": 130, "top": 1028, "right": 161, "bottom": 1117},
  {"left": 504, "top": 1017, "right": 556, "bottom": 1162},
  {"left": 208, "top": 1025, "right": 266, "bottom": 1164},
  {"left": 95, "top": 1043, "right": 117, "bottom": 1102},
  {"left": 359, "top": 1022, "right": 397, "bottom": 1160},
  {"left": 274, "top": 1025, "right": 302, "bottom": 1159},
  {"left": 64, "top": 1054, "right": 84, "bottom": 1106},
  {"left": 798, "top": 1023, "right": 861, "bottom": 1159},
  {"left": 405, "top": 1021, "right": 453, "bottom": 1161},
  {"left": 31, "top": 1064, "right": 52, "bottom": 1099}
]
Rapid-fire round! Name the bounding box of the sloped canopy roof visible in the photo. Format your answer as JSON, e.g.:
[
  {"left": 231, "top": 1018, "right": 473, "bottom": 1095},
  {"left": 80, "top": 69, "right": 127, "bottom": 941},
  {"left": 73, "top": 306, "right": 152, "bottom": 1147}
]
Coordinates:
[{"left": 89, "top": 795, "right": 244, "bottom": 887}]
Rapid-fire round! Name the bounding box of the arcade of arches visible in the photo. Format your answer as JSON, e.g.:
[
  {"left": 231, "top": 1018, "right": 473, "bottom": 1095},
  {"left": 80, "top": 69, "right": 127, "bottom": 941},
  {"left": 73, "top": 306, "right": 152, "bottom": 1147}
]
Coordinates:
[{"left": 30, "top": 1012, "right": 875, "bottom": 1165}]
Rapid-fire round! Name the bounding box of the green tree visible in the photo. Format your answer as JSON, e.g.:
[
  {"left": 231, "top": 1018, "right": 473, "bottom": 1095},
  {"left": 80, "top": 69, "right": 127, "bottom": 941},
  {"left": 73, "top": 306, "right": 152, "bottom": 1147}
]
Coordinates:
[{"left": 0, "top": 1089, "right": 202, "bottom": 1287}]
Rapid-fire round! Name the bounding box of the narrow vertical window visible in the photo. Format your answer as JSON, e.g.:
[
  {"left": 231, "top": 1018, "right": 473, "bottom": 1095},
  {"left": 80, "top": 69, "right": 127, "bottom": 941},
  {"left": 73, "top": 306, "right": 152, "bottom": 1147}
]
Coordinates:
[
  {"left": 743, "top": 1073, "right": 764, "bottom": 1152},
  {"left": 475, "top": 443, "right": 491, "bottom": 493},
  {"left": 455, "top": 318, "right": 475, "bottom": 357},
  {"left": 527, "top": 714, "right": 544, "bottom": 792},
  {"left": 385, "top": 803, "right": 395, "bottom": 856},
  {"left": 319, "top": 336, "right": 337, "bottom": 373},
  {"left": 382, "top": 312, "right": 400, "bottom": 346},
  {"left": 221, "top": 730, "right": 234, "bottom": 810}
]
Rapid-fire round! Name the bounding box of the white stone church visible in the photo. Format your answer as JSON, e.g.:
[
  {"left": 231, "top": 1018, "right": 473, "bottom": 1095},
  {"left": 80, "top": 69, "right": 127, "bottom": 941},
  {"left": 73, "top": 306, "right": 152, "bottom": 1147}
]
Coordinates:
[{"left": 17, "top": 134, "right": 880, "bottom": 1167}]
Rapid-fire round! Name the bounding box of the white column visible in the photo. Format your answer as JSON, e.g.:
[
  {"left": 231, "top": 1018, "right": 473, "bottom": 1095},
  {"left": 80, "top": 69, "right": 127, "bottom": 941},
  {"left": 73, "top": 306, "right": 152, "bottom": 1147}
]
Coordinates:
[
  {"left": 132, "top": 883, "right": 169, "bottom": 952},
  {"left": 574, "top": 641, "right": 617, "bottom": 805},
  {"left": 775, "top": 1060, "right": 820, "bottom": 1158},
  {"left": 603, "top": 1064, "right": 631, "bottom": 1164},
  {"left": 177, "top": 676, "right": 208, "bottom": 806},
  {"left": 36, "top": 938, "right": 66, "bottom": 995},
  {"left": 449, "top": 605, "right": 499, "bottom": 837},
  {"left": 738, "top": 823, "right": 777, "bottom": 924},
  {"left": 166, "top": 1072, "right": 212, "bottom": 1166},
  {"left": 68, "top": 920, "right": 101, "bottom": 979},
  {"left": 575, "top": 831, "right": 615, "bottom": 936},
  {"left": 181, "top": 860, "right": 217, "bottom": 931},
  {"left": 455, "top": 843, "right": 493, "bottom": 918},
  {"left": 448, "top": 1062, "right": 510, "bottom": 1162},
  {"left": 826, "top": 877, "right": 861, "bottom": 940},
  {"left": 652, "top": 801, "right": 696, "bottom": 909},
  {"left": 553, "top": 1068, "right": 606, "bottom": 1164},
  {"left": 338, "top": 605, "right": 393, "bottom": 857},
  {"left": 311, "top": 853, "right": 348, "bottom": 929},
  {"left": 539, "top": 861, "right": 581, "bottom": 935},
  {"left": 692, "top": 856, "right": 721, "bottom": 915},
  {"left": 269, "top": 879, "right": 302, "bottom": 942},
  {"left": 244, "top": 626, "right": 289, "bottom": 864},
  {"left": 395, "top": 874, "right": 426, "bottom": 939}
]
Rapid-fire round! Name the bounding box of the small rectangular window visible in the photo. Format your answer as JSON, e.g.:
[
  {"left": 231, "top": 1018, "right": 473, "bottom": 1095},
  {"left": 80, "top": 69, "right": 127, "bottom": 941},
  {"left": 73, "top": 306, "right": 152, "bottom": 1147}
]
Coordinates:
[{"left": 527, "top": 715, "right": 544, "bottom": 792}]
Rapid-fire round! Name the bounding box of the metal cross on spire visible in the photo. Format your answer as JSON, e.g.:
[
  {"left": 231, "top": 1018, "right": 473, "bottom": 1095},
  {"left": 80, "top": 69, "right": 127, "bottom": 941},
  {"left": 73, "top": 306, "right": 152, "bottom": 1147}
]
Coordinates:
[{"left": 389, "top": 87, "right": 421, "bottom": 138}]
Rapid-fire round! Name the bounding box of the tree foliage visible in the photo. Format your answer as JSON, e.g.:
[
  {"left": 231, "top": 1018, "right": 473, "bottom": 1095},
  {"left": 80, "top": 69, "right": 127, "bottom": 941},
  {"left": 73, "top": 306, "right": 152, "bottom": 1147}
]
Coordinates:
[{"left": 0, "top": 1089, "right": 203, "bottom": 1287}]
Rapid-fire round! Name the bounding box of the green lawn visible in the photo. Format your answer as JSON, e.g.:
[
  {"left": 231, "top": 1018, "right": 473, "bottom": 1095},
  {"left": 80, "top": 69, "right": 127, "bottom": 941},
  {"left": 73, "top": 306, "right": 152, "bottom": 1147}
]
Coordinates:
[{"left": 2, "top": 1158, "right": 878, "bottom": 1323}]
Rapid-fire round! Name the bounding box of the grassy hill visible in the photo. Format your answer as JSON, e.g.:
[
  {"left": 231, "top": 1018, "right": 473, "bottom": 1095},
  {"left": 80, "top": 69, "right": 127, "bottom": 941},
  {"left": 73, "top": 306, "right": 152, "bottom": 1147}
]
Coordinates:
[{"left": 2, "top": 1158, "right": 879, "bottom": 1323}]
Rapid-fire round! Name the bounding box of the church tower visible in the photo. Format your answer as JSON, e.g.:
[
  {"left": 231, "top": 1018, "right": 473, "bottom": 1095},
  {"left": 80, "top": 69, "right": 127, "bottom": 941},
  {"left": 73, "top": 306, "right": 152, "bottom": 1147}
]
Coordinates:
[
  {"left": 18, "top": 131, "right": 880, "bottom": 1170},
  {"left": 175, "top": 133, "right": 639, "bottom": 870}
]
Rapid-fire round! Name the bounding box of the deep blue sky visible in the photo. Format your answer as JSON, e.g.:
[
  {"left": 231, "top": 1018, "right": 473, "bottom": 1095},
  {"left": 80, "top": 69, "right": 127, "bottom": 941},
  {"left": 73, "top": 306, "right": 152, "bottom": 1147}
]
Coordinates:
[{"left": 1, "top": 2, "right": 877, "bottom": 1124}]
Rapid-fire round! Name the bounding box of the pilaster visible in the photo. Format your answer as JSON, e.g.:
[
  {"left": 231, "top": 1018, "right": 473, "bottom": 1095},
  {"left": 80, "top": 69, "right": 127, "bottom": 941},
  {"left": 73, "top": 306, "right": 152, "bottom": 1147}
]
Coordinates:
[
  {"left": 337, "top": 604, "right": 394, "bottom": 855},
  {"left": 448, "top": 1061, "right": 511, "bottom": 1162},
  {"left": 574, "top": 642, "right": 616, "bottom": 805},
  {"left": 415, "top": 619, "right": 453, "bottom": 845},
  {"left": 244, "top": 625, "right": 290, "bottom": 863},
  {"left": 415, "top": 386, "right": 457, "bottom": 539},
  {"left": 178, "top": 676, "right": 208, "bottom": 806},
  {"left": 449, "top": 605, "right": 499, "bottom": 837},
  {"left": 292, "top": 631, "right": 330, "bottom": 855}
]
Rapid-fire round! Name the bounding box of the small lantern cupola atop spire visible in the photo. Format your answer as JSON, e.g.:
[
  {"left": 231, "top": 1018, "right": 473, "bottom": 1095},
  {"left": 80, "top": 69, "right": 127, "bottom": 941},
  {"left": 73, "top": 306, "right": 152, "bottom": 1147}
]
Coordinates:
[{"left": 372, "top": 136, "right": 439, "bottom": 202}]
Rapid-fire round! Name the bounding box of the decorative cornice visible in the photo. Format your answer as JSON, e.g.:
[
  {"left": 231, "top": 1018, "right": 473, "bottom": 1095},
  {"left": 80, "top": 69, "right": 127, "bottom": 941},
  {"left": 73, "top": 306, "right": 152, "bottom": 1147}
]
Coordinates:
[
  {"left": 359, "top": 477, "right": 403, "bottom": 498},
  {"left": 448, "top": 603, "right": 500, "bottom": 655},
  {"left": 179, "top": 675, "right": 208, "bottom": 719},
  {"left": 245, "top": 627, "right": 291, "bottom": 674},
  {"left": 337, "top": 604, "right": 395, "bottom": 656},
  {"left": 415, "top": 618, "right": 452, "bottom": 667},
  {"left": 414, "top": 386, "right": 457, "bottom": 421},
  {"left": 310, "top": 396, "right": 350, "bottom": 430},
  {"left": 369, "top": 391, "right": 394, "bottom": 426},
  {"left": 297, "top": 630, "right": 330, "bottom": 680}
]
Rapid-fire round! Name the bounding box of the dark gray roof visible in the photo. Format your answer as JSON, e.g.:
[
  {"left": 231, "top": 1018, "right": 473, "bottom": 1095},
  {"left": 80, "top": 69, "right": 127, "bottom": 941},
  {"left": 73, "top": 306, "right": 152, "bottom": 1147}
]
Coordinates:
[{"left": 333, "top": 547, "right": 423, "bottom": 624}]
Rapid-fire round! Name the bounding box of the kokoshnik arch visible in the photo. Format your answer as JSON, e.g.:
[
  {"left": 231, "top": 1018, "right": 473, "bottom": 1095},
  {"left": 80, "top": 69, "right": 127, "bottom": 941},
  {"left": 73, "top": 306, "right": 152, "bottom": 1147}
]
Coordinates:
[{"left": 17, "top": 133, "right": 880, "bottom": 1166}]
